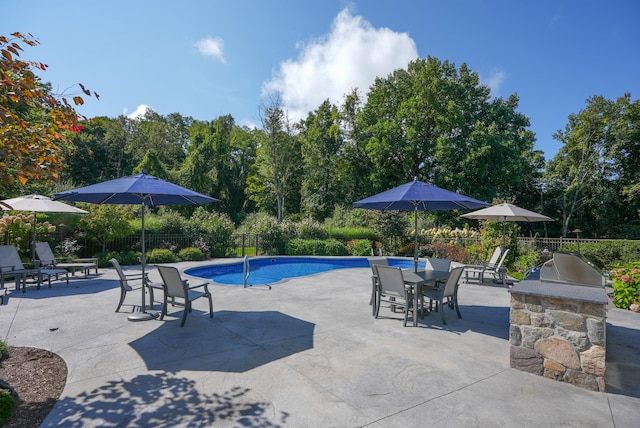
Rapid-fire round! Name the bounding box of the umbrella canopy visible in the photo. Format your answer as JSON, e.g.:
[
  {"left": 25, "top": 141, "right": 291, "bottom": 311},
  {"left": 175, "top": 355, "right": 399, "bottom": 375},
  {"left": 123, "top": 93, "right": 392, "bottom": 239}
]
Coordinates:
[
  {"left": 54, "top": 172, "right": 220, "bottom": 321},
  {"left": 461, "top": 202, "right": 552, "bottom": 246},
  {"left": 353, "top": 178, "right": 489, "bottom": 271},
  {"left": 1, "top": 194, "right": 88, "bottom": 260},
  {"left": 460, "top": 202, "right": 552, "bottom": 223},
  {"left": 2, "top": 194, "right": 88, "bottom": 214}
]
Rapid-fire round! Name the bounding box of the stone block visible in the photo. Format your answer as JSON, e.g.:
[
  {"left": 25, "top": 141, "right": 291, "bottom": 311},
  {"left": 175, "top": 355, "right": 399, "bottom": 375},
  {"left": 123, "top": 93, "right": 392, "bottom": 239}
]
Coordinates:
[
  {"left": 509, "top": 325, "right": 522, "bottom": 346},
  {"left": 510, "top": 309, "right": 531, "bottom": 326},
  {"left": 542, "top": 297, "right": 578, "bottom": 312},
  {"left": 510, "top": 293, "right": 525, "bottom": 309},
  {"left": 535, "top": 336, "right": 581, "bottom": 369},
  {"left": 581, "top": 345, "right": 606, "bottom": 376},
  {"left": 531, "top": 312, "right": 554, "bottom": 328},
  {"left": 586, "top": 318, "right": 605, "bottom": 346},
  {"left": 544, "top": 368, "right": 564, "bottom": 381},
  {"left": 510, "top": 345, "right": 543, "bottom": 375},
  {"left": 543, "top": 358, "right": 566, "bottom": 372},
  {"left": 556, "top": 327, "right": 590, "bottom": 352},
  {"left": 522, "top": 326, "right": 554, "bottom": 349},
  {"left": 547, "top": 310, "right": 585, "bottom": 331},
  {"left": 525, "top": 295, "right": 543, "bottom": 312},
  {"left": 580, "top": 302, "right": 606, "bottom": 318},
  {"left": 564, "top": 369, "right": 599, "bottom": 392}
]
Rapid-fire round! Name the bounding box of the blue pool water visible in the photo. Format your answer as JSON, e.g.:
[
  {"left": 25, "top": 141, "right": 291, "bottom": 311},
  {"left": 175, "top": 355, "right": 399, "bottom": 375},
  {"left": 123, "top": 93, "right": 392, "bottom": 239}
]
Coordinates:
[{"left": 185, "top": 256, "right": 423, "bottom": 286}]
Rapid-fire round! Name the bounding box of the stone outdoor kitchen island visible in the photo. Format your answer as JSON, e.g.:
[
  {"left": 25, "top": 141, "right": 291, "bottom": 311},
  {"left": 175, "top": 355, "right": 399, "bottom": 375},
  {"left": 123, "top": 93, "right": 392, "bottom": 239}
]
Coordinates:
[{"left": 508, "top": 253, "right": 608, "bottom": 392}]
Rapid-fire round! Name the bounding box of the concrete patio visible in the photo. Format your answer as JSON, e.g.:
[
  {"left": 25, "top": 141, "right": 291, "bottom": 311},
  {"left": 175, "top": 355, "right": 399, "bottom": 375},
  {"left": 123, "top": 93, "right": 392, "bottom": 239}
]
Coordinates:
[{"left": 0, "top": 260, "right": 638, "bottom": 427}]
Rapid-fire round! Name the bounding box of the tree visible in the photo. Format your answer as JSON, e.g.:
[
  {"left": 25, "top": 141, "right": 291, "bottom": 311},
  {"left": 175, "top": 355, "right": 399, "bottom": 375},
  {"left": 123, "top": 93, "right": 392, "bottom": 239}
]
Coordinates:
[
  {"left": 359, "top": 57, "right": 539, "bottom": 209},
  {"left": 0, "top": 32, "right": 98, "bottom": 187},
  {"left": 248, "top": 97, "right": 301, "bottom": 222},
  {"left": 77, "top": 205, "right": 133, "bottom": 254},
  {"left": 297, "top": 100, "right": 346, "bottom": 220},
  {"left": 544, "top": 94, "right": 640, "bottom": 238}
]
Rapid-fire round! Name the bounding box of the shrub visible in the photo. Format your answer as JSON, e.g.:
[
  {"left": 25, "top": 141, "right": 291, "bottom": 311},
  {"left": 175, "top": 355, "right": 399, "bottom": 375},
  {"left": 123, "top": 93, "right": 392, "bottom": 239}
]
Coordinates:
[
  {"left": 325, "top": 227, "right": 379, "bottom": 241},
  {"left": 0, "top": 390, "right": 17, "bottom": 426},
  {"left": 97, "top": 250, "right": 141, "bottom": 267},
  {"left": 285, "top": 238, "right": 349, "bottom": 256},
  {"left": 559, "top": 240, "right": 640, "bottom": 271},
  {"left": 147, "top": 248, "right": 177, "bottom": 263},
  {"left": 348, "top": 239, "right": 372, "bottom": 256},
  {"left": 178, "top": 247, "right": 205, "bottom": 261},
  {"left": 609, "top": 262, "right": 640, "bottom": 310},
  {"left": 239, "top": 213, "right": 291, "bottom": 255},
  {"left": 0, "top": 340, "right": 8, "bottom": 359}
]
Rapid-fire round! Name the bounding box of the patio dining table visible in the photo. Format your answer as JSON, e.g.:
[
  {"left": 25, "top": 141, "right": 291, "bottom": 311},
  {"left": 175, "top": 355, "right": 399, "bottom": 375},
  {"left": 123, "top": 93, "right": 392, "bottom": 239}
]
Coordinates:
[{"left": 402, "top": 269, "right": 450, "bottom": 326}]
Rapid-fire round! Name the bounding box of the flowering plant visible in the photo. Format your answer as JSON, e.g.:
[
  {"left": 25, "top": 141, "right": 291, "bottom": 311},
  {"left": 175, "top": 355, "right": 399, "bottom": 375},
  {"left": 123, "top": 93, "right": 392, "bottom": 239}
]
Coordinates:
[{"left": 609, "top": 262, "right": 640, "bottom": 311}]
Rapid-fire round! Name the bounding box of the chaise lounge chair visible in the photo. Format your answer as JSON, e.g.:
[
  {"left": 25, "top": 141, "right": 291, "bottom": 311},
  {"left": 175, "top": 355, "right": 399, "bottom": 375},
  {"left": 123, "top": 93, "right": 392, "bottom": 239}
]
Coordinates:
[
  {"left": 35, "top": 242, "right": 98, "bottom": 278},
  {"left": 0, "top": 245, "right": 68, "bottom": 292}
]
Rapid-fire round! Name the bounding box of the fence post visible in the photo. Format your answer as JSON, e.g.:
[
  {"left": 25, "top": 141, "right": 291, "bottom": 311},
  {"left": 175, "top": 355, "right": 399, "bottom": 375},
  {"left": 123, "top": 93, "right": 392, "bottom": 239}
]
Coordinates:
[
  {"left": 241, "top": 234, "right": 246, "bottom": 257},
  {"left": 255, "top": 234, "right": 259, "bottom": 256}
]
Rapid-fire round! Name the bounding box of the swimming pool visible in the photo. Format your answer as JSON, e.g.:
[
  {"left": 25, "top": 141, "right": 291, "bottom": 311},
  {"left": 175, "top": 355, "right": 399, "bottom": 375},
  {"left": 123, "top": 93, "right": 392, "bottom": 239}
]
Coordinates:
[{"left": 185, "top": 256, "right": 424, "bottom": 286}]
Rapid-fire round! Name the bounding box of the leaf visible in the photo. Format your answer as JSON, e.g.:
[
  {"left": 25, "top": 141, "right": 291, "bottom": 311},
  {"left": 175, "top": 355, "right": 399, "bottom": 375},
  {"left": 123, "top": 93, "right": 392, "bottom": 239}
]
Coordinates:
[
  {"left": 79, "top": 83, "right": 91, "bottom": 96},
  {"left": 1, "top": 50, "right": 12, "bottom": 61},
  {"left": 73, "top": 96, "right": 84, "bottom": 106}
]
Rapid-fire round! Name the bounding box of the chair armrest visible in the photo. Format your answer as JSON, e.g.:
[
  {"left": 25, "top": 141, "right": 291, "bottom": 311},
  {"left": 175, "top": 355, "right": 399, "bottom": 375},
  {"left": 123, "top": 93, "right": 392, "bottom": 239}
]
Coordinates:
[
  {"left": 72, "top": 257, "right": 98, "bottom": 264},
  {"left": 186, "top": 280, "right": 211, "bottom": 291}
]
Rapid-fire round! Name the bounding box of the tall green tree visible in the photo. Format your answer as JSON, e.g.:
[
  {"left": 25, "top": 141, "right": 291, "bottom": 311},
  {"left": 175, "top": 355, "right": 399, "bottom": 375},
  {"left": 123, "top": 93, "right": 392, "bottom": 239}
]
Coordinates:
[
  {"left": 247, "top": 99, "right": 301, "bottom": 222},
  {"left": 545, "top": 94, "right": 640, "bottom": 238},
  {"left": 126, "top": 110, "right": 190, "bottom": 170},
  {"left": 298, "top": 100, "right": 346, "bottom": 220},
  {"left": 360, "top": 56, "right": 538, "bottom": 208}
]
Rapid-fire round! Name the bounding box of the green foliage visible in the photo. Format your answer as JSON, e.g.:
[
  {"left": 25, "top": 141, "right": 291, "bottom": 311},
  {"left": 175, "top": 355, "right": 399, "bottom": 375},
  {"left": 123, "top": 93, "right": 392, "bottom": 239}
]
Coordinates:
[
  {"left": 0, "top": 340, "right": 8, "bottom": 359},
  {"left": 558, "top": 240, "right": 640, "bottom": 270},
  {"left": 78, "top": 205, "right": 133, "bottom": 254},
  {"left": 511, "top": 248, "right": 553, "bottom": 277},
  {"left": 285, "top": 238, "right": 349, "bottom": 256},
  {"left": 348, "top": 239, "right": 373, "bottom": 256},
  {"left": 98, "top": 250, "right": 141, "bottom": 267},
  {"left": 325, "top": 226, "right": 379, "bottom": 241},
  {"left": 178, "top": 247, "right": 205, "bottom": 261},
  {"left": 147, "top": 248, "right": 177, "bottom": 263},
  {"left": 187, "top": 208, "right": 235, "bottom": 257},
  {"left": 0, "top": 213, "right": 55, "bottom": 255},
  {"left": 292, "top": 217, "right": 327, "bottom": 239},
  {"left": 609, "top": 262, "right": 640, "bottom": 309},
  {"left": 371, "top": 211, "right": 409, "bottom": 256},
  {"left": 0, "top": 389, "right": 17, "bottom": 425},
  {"left": 238, "top": 212, "right": 293, "bottom": 255}
]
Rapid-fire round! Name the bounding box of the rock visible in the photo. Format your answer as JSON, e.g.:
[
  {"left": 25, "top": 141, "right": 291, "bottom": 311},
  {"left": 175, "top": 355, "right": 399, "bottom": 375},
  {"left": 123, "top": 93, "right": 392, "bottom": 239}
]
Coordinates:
[{"left": 534, "top": 337, "right": 581, "bottom": 370}]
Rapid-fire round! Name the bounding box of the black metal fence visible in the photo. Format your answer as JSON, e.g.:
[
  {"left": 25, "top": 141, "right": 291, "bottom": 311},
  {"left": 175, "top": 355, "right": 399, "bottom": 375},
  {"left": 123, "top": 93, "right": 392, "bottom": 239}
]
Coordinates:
[{"left": 39, "top": 232, "right": 598, "bottom": 260}]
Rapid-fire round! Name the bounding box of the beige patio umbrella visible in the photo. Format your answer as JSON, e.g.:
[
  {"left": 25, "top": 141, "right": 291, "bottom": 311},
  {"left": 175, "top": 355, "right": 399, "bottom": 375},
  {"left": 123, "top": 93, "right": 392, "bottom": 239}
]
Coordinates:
[
  {"left": 460, "top": 202, "right": 553, "bottom": 245},
  {"left": 1, "top": 194, "right": 88, "bottom": 260}
]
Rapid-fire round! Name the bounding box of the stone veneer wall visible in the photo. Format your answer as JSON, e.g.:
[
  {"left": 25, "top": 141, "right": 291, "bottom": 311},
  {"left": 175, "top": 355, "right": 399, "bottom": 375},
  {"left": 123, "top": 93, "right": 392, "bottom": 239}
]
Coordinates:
[{"left": 509, "top": 285, "right": 607, "bottom": 392}]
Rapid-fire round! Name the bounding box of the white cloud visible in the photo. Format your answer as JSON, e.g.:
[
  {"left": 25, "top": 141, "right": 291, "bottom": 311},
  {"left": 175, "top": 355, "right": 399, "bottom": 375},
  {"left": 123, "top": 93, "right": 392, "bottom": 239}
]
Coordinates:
[
  {"left": 263, "top": 8, "right": 418, "bottom": 122},
  {"left": 194, "top": 36, "right": 227, "bottom": 64},
  {"left": 484, "top": 69, "right": 507, "bottom": 97},
  {"left": 127, "top": 104, "right": 154, "bottom": 119}
]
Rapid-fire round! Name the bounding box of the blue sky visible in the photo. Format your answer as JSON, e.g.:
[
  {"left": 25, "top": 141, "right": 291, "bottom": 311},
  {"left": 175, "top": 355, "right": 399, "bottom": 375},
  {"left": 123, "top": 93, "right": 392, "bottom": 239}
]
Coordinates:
[{"left": 3, "top": 0, "right": 638, "bottom": 160}]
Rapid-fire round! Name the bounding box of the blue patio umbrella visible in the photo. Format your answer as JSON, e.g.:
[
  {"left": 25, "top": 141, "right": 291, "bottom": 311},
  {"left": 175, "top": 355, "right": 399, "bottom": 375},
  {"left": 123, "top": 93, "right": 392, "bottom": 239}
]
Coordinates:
[
  {"left": 54, "top": 172, "right": 219, "bottom": 321},
  {"left": 353, "top": 178, "right": 489, "bottom": 271}
]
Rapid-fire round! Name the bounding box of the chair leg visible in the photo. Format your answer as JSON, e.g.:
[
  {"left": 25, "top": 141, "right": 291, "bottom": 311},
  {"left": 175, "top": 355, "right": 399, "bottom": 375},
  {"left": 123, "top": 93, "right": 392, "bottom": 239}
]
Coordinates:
[
  {"left": 180, "top": 304, "right": 188, "bottom": 327},
  {"left": 375, "top": 293, "right": 382, "bottom": 318},
  {"left": 160, "top": 294, "right": 168, "bottom": 320},
  {"left": 207, "top": 294, "right": 213, "bottom": 319},
  {"left": 116, "top": 290, "right": 126, "bottom": 312},
  {"left": 440, "top": 297, "right": 447, "bottom": 325},
  {"left": 454, "top": 297, "right": 462, "bottom": 319}
]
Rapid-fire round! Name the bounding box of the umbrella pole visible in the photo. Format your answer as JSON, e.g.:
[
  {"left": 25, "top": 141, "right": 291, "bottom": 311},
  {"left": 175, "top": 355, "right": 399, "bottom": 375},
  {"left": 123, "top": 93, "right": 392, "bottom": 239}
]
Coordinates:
[
  {"left": 31, "top": 214, "right": 37, "bottom": 262},
  {"left": 414, "top": 204, "right": 418, "bottom": 273},
  {"left": 128, "top": 199, "right": 158, "bottom": 321}
]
